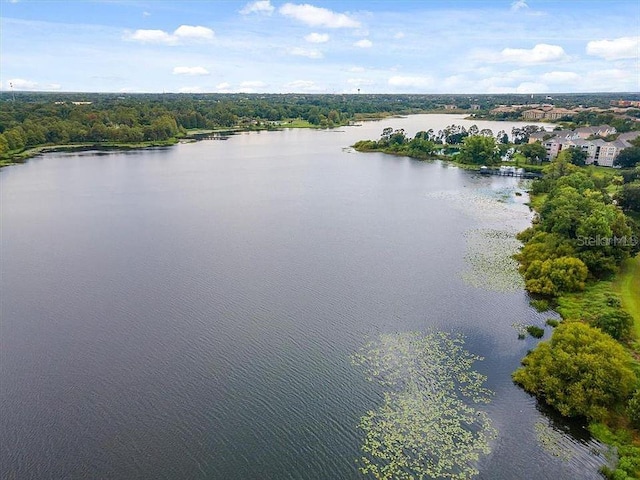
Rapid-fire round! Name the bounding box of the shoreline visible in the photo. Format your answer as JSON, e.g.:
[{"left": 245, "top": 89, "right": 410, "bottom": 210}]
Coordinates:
[
  {"left": 515, "top": 187, "right": 640, "bottom": 479},
  {"left": 355, "top": 143, "right": 640, "bottom": 478},
  {"left": 352, "top": 145, "right": 546, "bottom": 173},
  {"left": 0, "top": 120, "right": 363, "bottom": 168},
  {"left": 0, "top": 140, "right": 180, "bottom": 168}
]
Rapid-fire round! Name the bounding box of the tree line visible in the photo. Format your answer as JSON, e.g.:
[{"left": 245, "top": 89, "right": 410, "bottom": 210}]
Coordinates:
[
  {"left": 2, "top": 91, "right": 639, "bottom": 160},
  {"left": 512, "top": 151, "right": 640, "bottom": 479}
]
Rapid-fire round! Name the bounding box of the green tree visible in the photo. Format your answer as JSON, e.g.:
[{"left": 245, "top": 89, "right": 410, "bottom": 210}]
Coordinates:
[
  {"left": 616, "top": 181, "right": 640, "bottom": 212},
  {"left": 518, "top": 142, "right": 547, "bottom": 163},
  {"left": 514, "top": 231, "right": 576, "bottom": 273},
  {"left": 543, "top": 150, "right": 579, "bottom": 179},
  {"left": 513, "top": 322, "right": 636, "bottom": 421},
  {"left": 554, "top": 171, "right": 595, "bottom": 193},
  {"left": 564, "top": 146, "right": 588, "bottom": 166},
  {"left": 627, "top": 390, "right": 640, "bottom": 428},
  {"left": 575, "top": 203, "right": 633, "bottom": 275},
  {"left": 593, "top": 310, "right": 633, "bottom": 341},
  {"left": 523, "top": 256, "right": 588, "bottom": 296},
  {"left": 615, "top": 147, "right": 640, "bottom": 168},
  {"left": 539, "top": 186, "right": 599, "bottom": 238},
  {"left": 0, "top": 134, "right": 8, "bottom": 157},
  {"left": 458, "top": 135, "right": 499, "bottom": 165},
  {"left": 4, "top": 127, "right": 26, "bottom": 151}
]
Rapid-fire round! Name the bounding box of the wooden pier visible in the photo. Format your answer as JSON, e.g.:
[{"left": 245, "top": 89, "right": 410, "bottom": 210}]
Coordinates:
[{"left": 479, "top": 168, "right": 542, "bottom": 179}]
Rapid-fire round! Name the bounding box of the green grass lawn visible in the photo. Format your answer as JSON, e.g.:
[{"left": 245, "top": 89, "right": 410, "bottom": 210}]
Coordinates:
[
  {"left": 281, "top": 118, "right": 316, "bottom": 128},
  {"left": 614, "top": 254, "right": 640, "bottom": 338}
]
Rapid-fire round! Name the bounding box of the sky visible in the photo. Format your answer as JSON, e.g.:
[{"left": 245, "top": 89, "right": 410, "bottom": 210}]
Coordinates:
[{"left": 0, "top": 0, "right": 638, "bottom": 94}]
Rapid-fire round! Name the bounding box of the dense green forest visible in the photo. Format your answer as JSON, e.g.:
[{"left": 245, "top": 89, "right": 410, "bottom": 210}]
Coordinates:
[
  {"left": 511, "top": 152, "right": 640, "bottom": 479},
  {"left": 1, "top": 91, "right": 639, "bottom": 162}
]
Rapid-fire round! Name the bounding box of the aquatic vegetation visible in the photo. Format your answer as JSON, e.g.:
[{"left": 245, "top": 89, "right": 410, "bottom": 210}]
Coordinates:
[
  {"left": 526, "top": 325, "right": 545, "bottom": 339},
  {"left": 462, "top": 228, "right": 525, "bottom": 292},
  {"left": 352, "top": 331, "right": 496, "bottom": 479},
  {"left": 534, "top": 421, "right": 575, "bottom": 462},
  {"left": 530, "top": 299, "right": 551, "bottom": 312},
  {"left": 425, "top": 187, "right": 531, "bottom": 293},
  {"left": 511, "top": 322, "right": 528, "bottom": 339}
]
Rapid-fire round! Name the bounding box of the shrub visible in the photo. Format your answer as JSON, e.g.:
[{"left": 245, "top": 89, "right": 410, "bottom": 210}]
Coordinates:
[
  {"left": 524, "top": 256, "right": 589, "bottom": 296},
  {"left": 593, "top": 310, "right": 634, "bottom": 341},
  {"left": 526, "top": 325, "right": 545, "bottom": 338},
  {"left": 513, "top": 322, "right": 637, "bottom": 421},
  {"left": 627, "top": 390, "right": 640, "bottom": 429}
]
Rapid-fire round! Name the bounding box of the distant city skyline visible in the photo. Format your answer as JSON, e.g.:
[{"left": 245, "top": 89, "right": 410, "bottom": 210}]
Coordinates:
[{"left": 1, "top": 0, "right": 638, "bottom": 94}]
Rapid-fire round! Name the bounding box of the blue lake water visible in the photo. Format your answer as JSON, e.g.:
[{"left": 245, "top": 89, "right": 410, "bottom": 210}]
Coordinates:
[{"left": 0, "top": 115, "right": 607, "bottom": 479}]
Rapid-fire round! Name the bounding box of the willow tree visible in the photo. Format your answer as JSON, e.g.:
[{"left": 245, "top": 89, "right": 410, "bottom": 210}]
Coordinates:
[
  {"left": 458, "top": 135, "right": 500, "bottom": 165},
  {"left": 513, "top": 322, "right": 636, "bottom": 421}
]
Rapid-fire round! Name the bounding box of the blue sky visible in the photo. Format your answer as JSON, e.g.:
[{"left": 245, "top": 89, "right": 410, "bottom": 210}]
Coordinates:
[{"left": 1, "top": 0, "right": 638, "bottom": 93}]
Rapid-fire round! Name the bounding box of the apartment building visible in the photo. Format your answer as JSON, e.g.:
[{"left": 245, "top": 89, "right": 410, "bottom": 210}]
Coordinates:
[{"left": 528, "top": 126, "right": 638, "bottom": 167}]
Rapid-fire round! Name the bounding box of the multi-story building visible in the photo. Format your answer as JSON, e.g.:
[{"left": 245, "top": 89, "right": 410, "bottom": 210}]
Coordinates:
[
  {"left": 521, "top": 105, "right": 577, "bottom": 120},
  {"left": 528, "top": 126, "right": 639, "bottom": 167}
]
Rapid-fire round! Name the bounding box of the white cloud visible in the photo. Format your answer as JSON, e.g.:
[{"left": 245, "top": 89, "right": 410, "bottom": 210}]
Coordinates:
[
  {"left": 509, "top": 0, "right": 546, "bottom": 16},
  {"left": 142, "top": 11, "right": 151, "bottom": 17},
  {"left": 284, "top": 80, "right": 322, "bottom": 92},
  {"left": 173, "top": 25, "right": 214, "bottom": 40},
  {"left": 349, "top": 66, "right": 365, "bottom": 72},
  {"left": 354, "top": 39, "right": 372, "bottom": 48},
  {"left": 128, "top": 29, "right": 173, "bottom": 43},
  {"left": 178, "top": 86, "right": 203, "bottom": 93},
  {"left": 510, "top": 0, "right": 528, "bottom": 12},
  {"left": 125, "top": 25, "right": 214, "bottom": 45},
  {"left": 216, "top": 82, "right": 232, "bottom": 92},
  {"left": 347, "top": 78, "right": 374, "bottom": 86},
  {"left": 305, "top": 32, "right": 329, "bottom": 43},
  {"left": 240, "top": 80, "right": 266, "bottom": 88},
  {"left": 393, "top": 32, "right": 405, "bottom": 39},
  {"left": 515, "top": 82, "right": 548, "bottom": 93},
  {"left": 172, "top": 66, "right": 210, "bottom": 76},
  {"left": 240, "top": 1, "right": 274, "bottom": 15},
  {"left": 5, "top": 78, "right": 61, "bottom": 91},
  {"left": 388, "top": 75, "right": 434, "bottom": 89},
  {"left": 586, "top": 36, "right": 639, "bottom": 60},
  {"left": 587, "top": 68, "right": 633, "bottom": 87},
  {"left": 499, "top": 44, "right": 567, "bottom": 64},
  {"left": 540, "top": 71, "right": 580, "bottom": 84},
  {"left": 279, "top": 3, "right": 360, "bottom": 28},
  {"left": 288, "top": 47, "right": 323, "bottom": 58}
]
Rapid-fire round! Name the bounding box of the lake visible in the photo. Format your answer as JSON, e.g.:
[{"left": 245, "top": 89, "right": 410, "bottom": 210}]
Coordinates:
[{"left": 0, "top": 115, "right": 608, "bottom": 479}]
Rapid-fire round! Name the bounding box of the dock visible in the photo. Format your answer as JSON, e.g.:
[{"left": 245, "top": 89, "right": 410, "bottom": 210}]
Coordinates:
[{"left": 479, "top": 167, "right": 543, "bottom": 179}]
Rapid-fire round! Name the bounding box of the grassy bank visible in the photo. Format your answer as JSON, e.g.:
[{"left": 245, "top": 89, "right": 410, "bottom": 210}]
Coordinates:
[
  {"left": 615, "top": 255, "right": 640, "bottom": 338},
  {"left": 521, "top": 182, "right": 640, "bottom": 478}
]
